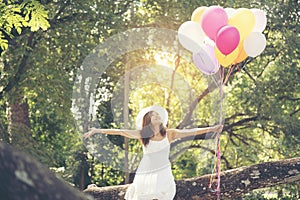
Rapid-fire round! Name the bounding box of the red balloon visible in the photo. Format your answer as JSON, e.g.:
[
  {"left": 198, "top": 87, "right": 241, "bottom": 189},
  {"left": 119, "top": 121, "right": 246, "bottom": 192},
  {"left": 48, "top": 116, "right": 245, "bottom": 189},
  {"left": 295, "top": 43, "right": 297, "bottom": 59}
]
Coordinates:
[{"left": 216, "top": 25, "right": 240, "bottom": 55}]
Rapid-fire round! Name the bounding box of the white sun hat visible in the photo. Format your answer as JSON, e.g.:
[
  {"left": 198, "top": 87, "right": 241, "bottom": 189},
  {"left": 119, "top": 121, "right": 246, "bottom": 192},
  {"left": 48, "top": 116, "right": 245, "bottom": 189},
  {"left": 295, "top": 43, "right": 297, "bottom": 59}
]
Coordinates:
[{"left": 135, "top": 105, "right": 168, "bottom": 130}]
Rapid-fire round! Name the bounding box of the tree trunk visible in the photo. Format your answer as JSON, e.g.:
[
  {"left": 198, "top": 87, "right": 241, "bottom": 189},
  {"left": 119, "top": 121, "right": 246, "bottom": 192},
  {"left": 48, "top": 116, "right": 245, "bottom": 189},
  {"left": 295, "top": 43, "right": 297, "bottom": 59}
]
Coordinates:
[
  {"left": 6, "top": 97, "right": 43, "bottom": 160},
  {"left": 83, "top": 157, "right": 300, "bottom": 200},
  {"left": 7, "top": 97, "right": 32, "bottom": 146},
  {"left": 0, "top": 142, "right": 91, "bottom": 200},
  {"left": 0, "top": 120, "right": 8, "bottom": 143}
]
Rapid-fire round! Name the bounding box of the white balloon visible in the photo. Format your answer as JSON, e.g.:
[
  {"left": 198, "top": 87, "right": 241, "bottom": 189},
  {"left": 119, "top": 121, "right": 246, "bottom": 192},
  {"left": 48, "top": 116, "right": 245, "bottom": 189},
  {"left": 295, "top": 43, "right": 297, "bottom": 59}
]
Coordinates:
[
  {"left": 178, "top": 21, "right": 205, "bottom": 52},
  {"left": 193, "top": 44, "right": 220, "bottom": 75},
  {"left": 225, "top": 7, "right": 236, "bottom": 18},
  {"left": 251, "top": 9, "right": 267, "bottom": 32},
  {"left": 244, "top": 32, "right": 266, "bottom": 57}
]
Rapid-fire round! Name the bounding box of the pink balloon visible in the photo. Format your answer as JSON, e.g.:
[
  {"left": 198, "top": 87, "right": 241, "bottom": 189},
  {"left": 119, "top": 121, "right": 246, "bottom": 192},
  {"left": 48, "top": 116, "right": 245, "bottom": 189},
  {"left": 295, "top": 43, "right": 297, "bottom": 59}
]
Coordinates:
[
  {"left": 193, "top": 44, "right": 220, "bottom": 75},
  {"left": 201, "top": 6, "right": 228, "bottom": 41},
  {"left": 216, "top": 25, "right": 240, "bottom": 55}
]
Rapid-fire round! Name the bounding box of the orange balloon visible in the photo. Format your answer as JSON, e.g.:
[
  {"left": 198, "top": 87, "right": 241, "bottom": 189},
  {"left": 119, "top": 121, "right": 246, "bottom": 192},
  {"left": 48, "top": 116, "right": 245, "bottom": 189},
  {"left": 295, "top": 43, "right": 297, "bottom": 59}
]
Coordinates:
[
  {"left": 215, "top": 46, "right": 239, "bottom": 67},
  {"left": 191, "top": 6, "right": 207, "bottom": 23},
  {"left": 234, "top": 42, "right": 248, "bottom": 64}
]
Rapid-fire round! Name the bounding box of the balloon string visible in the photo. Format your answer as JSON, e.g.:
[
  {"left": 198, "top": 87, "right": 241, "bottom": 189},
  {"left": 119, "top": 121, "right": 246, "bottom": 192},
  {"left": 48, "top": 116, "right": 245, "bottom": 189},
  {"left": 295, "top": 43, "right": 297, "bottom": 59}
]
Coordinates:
[
  {"left": 216, "top": 134, "right": 221, "bottom": 199},
  {"left": 224, "top": 64, "right": 235, "bottom": 84},
  {"left": 219, "top": 66, "right": 224, "bottom": 124},
  {"left": 216, "top": 67, "right": 223, "bottom": 200},
  {"left": 209, "top": 136, "right": 218, "bottom": 186},
  {"left": 208, "top": 67, "right": 223, "bottom": 200}
]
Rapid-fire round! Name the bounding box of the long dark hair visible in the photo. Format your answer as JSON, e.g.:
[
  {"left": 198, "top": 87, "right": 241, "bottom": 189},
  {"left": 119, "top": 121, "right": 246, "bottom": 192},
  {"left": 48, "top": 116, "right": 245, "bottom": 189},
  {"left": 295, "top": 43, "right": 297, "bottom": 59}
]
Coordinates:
[{"left": 140, "top": 111, "right": 166, "bottom": 146}]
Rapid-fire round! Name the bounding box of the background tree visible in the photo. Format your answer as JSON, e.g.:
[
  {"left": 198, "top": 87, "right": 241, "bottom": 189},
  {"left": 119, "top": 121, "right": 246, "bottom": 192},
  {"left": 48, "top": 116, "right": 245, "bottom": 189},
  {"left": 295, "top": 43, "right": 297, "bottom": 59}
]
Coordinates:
[
  {"left": 0, "top": 0, "right": 299, "bottom": 199},
  {"left": 0, "top": 0, "right": 131, "bottom": 189}
]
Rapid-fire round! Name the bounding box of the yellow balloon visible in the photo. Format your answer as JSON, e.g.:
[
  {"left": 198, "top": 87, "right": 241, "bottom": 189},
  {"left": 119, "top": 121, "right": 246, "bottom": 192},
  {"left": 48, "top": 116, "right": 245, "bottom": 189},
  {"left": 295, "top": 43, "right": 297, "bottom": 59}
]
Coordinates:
[
  {"left": 228, "top": 8, "right": 255, "bottom": 39},
  {"left": 234, "top": 42, "right": 248, "bottom": 64},
  {"left": 215, "top": 46, "right": 239, "bottom": 67},
  {"left": 191, "top": 6, "right": 207, "bottom": 23}
]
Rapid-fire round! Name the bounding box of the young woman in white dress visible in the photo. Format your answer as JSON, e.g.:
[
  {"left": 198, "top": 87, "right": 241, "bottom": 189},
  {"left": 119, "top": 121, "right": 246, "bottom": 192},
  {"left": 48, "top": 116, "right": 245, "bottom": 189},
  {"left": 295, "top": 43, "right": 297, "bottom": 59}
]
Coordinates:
[{"left": 83, "top": 105, "right": 223, "bottom": 200}]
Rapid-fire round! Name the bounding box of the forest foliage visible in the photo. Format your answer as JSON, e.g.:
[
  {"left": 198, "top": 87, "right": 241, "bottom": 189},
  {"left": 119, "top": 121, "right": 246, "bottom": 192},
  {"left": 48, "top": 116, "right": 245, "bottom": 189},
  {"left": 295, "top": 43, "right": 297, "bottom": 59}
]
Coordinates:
[{"left": 0, "top": 0, "right": 299, "bottom": 199}]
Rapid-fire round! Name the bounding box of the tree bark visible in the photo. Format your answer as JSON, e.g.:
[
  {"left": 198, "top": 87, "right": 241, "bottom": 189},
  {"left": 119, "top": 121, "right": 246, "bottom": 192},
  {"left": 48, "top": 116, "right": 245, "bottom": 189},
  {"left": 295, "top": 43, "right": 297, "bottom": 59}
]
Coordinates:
[
  {"left": 0, "top": 142, "right": 91, "bottom": 200},
  {"left": 83, "top": 157, "right": 300, "bottom": 200},
  {"left": 7, "top": 97, "right": 31, "bottom": 144},
  {"left": 6, "top": 97, "right": 45, "bottom": 161}
]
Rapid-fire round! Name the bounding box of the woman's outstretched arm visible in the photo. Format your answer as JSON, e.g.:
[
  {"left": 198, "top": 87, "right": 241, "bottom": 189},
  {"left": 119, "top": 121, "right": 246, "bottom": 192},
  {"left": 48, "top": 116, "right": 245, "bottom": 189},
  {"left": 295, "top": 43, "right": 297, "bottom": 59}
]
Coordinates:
[
  {"left": 83, "top": 128, "right": 141, "bottom": 139},
  {"left": 167, "top": 124, "right": 223, "bottom": 141}
]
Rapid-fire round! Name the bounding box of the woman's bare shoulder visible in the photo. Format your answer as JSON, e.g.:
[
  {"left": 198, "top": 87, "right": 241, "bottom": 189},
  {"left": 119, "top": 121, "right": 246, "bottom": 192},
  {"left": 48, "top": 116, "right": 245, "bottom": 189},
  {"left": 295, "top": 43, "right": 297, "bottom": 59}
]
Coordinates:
[{"left": 166, "top": 129, "right": 177, "bottom": 142}]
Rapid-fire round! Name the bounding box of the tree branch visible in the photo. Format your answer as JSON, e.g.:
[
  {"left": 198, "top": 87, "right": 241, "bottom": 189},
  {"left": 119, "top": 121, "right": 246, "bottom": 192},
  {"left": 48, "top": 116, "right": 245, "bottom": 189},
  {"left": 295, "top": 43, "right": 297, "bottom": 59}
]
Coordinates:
[
  {"left": 290, "top": 107, "right": 300, "bottom": 116},
  {"left": 176, "top": 83, "right": 217, "bottom": 129},
  {"left": 256, "top": 50, "right": 281, "bottom": 79},
  {"left": 225, "top": 115, "right": 258, "bottom": 130},
  {"left": 83, "top": 157, "right": 300, "bottom": 200},
  {"left": 0, "top": 32, "right": 35, "bottom": 99}
]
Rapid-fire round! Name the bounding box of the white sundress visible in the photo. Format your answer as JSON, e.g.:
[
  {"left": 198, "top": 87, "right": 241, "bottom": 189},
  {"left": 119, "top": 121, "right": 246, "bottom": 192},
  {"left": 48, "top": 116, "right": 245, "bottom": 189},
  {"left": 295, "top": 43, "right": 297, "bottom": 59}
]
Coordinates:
[{"left": 124, "top": 136, "right": 176, "bottom": 200}]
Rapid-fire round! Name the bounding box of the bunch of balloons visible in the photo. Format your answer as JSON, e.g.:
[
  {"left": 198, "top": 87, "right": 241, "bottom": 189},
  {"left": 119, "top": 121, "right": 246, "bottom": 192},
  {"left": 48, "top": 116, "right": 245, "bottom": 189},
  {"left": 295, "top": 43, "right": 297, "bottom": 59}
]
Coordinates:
[{"left": 178, "top": 6, "right": 267, "bottom": 75}]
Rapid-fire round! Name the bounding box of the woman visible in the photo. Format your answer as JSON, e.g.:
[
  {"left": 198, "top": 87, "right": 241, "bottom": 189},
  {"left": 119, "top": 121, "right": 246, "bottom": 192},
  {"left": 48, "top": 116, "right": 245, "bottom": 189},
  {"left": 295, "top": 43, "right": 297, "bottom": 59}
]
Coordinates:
[{"left": 83, "top": 105, "right": 222, "bottom": 200}]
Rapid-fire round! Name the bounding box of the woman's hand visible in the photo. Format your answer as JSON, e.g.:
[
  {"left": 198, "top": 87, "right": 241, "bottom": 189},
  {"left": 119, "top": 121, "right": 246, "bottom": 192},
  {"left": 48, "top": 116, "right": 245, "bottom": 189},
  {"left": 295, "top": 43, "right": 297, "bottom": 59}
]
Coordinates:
[
  {"left": 211, "top": 124, "right": 223, "bottom": 133},
  {"left": 83, "top": 128, "right": 97, "bottom": 139}
]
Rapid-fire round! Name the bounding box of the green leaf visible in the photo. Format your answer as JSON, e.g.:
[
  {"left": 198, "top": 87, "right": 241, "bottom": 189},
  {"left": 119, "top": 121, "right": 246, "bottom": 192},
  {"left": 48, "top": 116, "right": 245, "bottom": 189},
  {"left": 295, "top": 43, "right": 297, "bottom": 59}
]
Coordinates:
[{"left": 16, "top": 27, "right": 22, "bottom": 34}]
